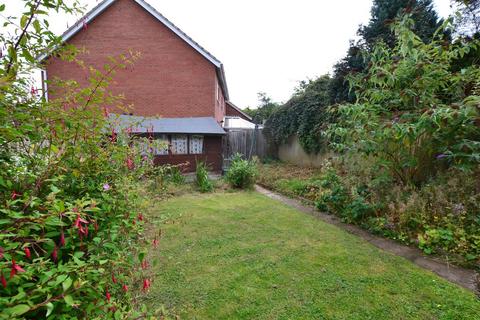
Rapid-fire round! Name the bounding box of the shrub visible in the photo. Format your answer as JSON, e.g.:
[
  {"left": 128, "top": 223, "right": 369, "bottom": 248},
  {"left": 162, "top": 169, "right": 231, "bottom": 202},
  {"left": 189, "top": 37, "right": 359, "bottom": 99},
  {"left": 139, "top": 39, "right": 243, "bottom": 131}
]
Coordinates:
[
  {"left": 0, "top": 2, "right": 157, "bottom": 318},
  {"left": 328, "top": 15, "right": 480, "bottom": 186},
  {"left": 226, "top": 155, "right": 258, "bottom": 189},
  {"left": 166, "top": 166, "right": 186, "bottom": 185},
  {"left": 196, "top": 162, "right": 213, "bottom": 192}
]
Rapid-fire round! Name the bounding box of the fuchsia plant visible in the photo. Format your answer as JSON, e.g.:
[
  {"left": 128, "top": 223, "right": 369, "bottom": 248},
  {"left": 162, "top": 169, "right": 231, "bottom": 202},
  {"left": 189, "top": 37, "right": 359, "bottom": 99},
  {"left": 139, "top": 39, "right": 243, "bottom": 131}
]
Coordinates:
[{"left": 0, "top": 0, "right": 161, "bottom": 318}]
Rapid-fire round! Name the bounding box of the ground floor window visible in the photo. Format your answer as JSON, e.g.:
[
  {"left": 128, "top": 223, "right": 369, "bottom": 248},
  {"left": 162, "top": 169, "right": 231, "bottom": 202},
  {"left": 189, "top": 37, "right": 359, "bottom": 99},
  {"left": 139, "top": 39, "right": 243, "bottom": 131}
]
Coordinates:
[
  {"left": 154, "top": 134, "right": 169, "bottom": 155},
  {"left": 189, "top": 135, "right": 204, "bottom": 154},
  {"left": 171, "top": 134, "right": 188, "bottom": 155}
]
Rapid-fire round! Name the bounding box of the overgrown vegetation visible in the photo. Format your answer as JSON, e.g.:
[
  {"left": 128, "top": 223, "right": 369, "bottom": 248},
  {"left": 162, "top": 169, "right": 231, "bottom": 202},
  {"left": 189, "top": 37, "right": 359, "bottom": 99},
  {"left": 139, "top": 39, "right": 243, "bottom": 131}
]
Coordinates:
[
  {"left": 225, "top": 154, "right": 258, "bottom": 189},
  {"left": 0, "top": 1, "right": 161, "bottom": 318},
  {"left": 261, "top": 9, "right": 480, "bottom": 267},
  {"left": 195, "top": 162, "right": 214, "bottom": 193}
]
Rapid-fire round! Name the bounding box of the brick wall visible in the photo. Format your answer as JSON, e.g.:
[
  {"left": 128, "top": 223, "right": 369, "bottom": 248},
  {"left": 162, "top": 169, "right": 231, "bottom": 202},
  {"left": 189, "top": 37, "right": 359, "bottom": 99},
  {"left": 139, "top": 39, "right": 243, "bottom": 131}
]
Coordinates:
[
  {"left": 46, "top": 0, "right": 226, "bottom": 119},
  {"left": 226, "top": 102, "right": 250, "bottom": 121}
]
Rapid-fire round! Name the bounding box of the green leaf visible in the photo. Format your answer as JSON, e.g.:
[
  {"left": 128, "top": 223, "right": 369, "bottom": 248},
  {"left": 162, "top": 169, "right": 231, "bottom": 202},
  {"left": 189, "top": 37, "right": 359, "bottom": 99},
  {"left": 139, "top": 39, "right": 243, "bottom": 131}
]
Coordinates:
[
  {"left": 0, "top": 4, "right": 5, "bottom": 12},
  {"left": 7, "top": 304, "right": 30, "bottom": 316},
  {"left": 33, "top": 19, "right": 41, "bottom": 33},
  {"left": 62, "top": 277, "right": 72, "bottom": 292},
  {"left": 63, "top": 295, "right": 74, "bottom": 306},
  {"left": 20, "top": 15, "right": 29, "bottom": 29},
  {"left": 46, "top": 302, "right": 54, "bottom": 317}
]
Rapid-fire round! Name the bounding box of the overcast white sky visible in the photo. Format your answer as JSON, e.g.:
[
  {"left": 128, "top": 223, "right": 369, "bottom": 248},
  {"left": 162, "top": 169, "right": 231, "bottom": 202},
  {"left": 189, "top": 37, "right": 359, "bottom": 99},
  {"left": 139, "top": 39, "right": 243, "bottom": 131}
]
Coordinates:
[{"left": 4, "top": 0, "right": 453, "bottom": 108}]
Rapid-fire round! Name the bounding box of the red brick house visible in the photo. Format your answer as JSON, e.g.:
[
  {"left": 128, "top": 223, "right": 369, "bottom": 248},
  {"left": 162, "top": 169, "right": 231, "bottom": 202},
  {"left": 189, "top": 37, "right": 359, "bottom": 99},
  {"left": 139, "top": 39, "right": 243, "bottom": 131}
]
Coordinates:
[{"left": 41, "top": 0, "right": 252, "bottom": 172}]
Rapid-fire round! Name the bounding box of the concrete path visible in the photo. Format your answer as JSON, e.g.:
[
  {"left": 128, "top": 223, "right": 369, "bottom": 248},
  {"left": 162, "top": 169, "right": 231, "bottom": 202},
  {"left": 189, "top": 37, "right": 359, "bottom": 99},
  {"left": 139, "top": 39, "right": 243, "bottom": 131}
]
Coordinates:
[{"left": 255, "top": 185, "right": 479, "bottom": 295}]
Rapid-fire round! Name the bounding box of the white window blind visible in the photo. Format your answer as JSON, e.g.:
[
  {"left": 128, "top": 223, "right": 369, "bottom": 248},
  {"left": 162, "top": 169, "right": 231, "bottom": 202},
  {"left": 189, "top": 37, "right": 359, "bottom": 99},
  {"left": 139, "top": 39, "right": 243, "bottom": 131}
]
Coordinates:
[
  {"left": 171, "top": 135, "right": 188, "bottom": 155},
  {"left": 189, "top": 135, "right": 204, "bottom": 154}
]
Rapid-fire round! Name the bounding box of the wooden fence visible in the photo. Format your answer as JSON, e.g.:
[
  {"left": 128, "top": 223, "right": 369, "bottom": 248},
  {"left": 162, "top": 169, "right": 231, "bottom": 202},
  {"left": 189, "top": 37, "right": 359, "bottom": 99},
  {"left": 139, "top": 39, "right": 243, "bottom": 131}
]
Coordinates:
[{"left": 223, "top": 128, "right": 271, "bottom": 166}]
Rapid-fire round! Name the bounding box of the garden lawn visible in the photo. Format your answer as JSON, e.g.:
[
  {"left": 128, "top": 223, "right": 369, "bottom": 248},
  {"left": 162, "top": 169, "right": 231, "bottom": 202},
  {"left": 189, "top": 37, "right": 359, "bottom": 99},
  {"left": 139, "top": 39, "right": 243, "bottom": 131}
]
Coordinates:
[{"left": 145, "top": 191, "right": 480, "bottom": 319}]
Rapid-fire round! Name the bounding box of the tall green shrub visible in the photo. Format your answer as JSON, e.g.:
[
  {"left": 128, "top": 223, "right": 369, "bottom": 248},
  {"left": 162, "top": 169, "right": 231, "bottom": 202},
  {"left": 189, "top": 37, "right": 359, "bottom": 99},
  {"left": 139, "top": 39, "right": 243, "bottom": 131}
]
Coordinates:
[
  {"left": 226, "top": 154, "right": 258, "bottom": 189},
  {"left": 0, "top": 1, "right": 158, "bottom": 318},
  {"left": 329, "top": 16, "right": 480, "bottom": 186},
  {"left": 195, "top": 162, "right": 213, "bottom": 193}
]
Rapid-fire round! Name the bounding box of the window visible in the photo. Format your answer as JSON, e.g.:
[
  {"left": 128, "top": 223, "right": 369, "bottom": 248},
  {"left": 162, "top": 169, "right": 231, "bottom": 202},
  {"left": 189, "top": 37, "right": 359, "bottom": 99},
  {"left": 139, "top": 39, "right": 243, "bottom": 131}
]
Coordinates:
[
  {"left": 154, "top": 134, "right": 169, "bottom": 155},
  {"left": 189, "top": 135, "right": 204, "bottom": 154},
  {"left": 171, "top": 135, "right": 188, "bottom": 155}
]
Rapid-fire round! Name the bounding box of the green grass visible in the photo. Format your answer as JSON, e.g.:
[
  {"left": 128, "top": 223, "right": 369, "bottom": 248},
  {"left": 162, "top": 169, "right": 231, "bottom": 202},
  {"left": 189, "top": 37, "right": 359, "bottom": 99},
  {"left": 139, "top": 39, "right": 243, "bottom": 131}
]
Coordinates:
[{"left": 146, "top": 191, "right": 480, "bottom": 319}]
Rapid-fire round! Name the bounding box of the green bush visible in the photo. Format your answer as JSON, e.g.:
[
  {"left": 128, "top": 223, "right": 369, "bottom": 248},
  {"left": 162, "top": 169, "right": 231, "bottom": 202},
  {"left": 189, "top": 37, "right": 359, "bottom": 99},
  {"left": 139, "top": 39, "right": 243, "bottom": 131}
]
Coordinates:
[
  {"left": 196, "top": 162, "right": 213, "bottom": 193},
  {"left": 166, "top": 166, "right": 186, "bottom": 185},
  {"left": 0, "top": 2, "right": 157, "bottom": 318},
  {"left": 226, "top": 155, "right": 258, "bottom": 189}
]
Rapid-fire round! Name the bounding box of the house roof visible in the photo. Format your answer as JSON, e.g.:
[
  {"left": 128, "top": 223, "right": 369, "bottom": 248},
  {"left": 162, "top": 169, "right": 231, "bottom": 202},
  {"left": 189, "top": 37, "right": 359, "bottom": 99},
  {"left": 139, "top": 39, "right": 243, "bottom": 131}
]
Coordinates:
[
  {"left": 39, "top": 0, "right": 229, "bottom": 99},
  {"left": 110, "top": 115, "right": 226, "bottom": 135},
  {"left": 226, "top": 101, "right": 252, "bottom": 121}
]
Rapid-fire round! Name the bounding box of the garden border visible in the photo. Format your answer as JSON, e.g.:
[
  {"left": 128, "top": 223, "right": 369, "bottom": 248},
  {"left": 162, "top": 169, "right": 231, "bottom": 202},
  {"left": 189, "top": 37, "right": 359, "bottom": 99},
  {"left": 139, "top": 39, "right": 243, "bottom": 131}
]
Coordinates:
[{"left": 255, "top": 185, "right": 479, "bottom": 295}]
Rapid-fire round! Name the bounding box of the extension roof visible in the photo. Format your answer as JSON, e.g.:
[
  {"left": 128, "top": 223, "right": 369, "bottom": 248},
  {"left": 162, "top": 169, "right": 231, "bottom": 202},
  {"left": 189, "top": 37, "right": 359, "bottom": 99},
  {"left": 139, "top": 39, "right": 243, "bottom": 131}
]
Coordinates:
[{"left": 110, "top": 115, "right": 226, "bottom": 135}]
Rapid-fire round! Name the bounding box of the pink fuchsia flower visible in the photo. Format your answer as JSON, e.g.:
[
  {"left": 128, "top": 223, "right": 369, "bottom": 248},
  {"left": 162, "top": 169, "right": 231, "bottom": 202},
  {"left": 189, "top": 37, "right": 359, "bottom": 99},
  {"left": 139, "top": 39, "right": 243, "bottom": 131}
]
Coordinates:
[
  {"left": 74, "top": 215, "right": 89, "bottom": 228},
  {"left": 10, "top": 259, "right": 25, "bottom": 279},
  {"left": 126, "top": 158, "right": 134, "bottom": 170},
  {"left": 142, "top": 279, "right": 151, "bottom": 291},
  {"left": 103, "top": 183, "right": 111, "bottom": 191},
  {"left": 11, "top": 191, "right": 20, "bottom": 200},
  {"left": 24, "top": 247, "right": 31, "bottom": 260},
  {"left": 1, "top": 272, "right": 6, "bottom": 288},
  {"left": 52, "top": 246, "right": 58, "bottom": 262},
  {"left": 60, "top": 231, "right": 66, "bottom": 247}
]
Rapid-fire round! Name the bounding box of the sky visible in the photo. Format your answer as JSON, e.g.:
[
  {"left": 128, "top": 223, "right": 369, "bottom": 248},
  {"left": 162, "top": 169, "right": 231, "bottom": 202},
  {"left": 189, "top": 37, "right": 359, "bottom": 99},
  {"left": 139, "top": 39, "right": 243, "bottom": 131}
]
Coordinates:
[{"left": 3, "top": 0, "right": 453, "bottom": 108}]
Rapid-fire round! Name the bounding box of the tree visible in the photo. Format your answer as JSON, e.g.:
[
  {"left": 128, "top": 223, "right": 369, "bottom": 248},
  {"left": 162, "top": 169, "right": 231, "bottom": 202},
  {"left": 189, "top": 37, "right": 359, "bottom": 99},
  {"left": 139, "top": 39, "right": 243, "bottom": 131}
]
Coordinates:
[
  {"left": 359, "top": 0, "right": 442, "bottom": 48},
  {"left": 244, "top": 92, "right": 279, "bottom": 124},
  {"left": 452, "top": 0, "right": 480, "bottom": 36},
  {"left": 330, "top": 0, "right": 443, "bottom": 104}
]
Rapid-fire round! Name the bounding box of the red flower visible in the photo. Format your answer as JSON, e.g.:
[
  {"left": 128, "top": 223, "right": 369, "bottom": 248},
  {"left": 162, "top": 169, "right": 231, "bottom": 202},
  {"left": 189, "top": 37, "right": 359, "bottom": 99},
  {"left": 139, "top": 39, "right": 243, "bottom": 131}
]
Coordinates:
[
  {"left": 111, "top": 273, "right": 117, "bottom": 284},
  {"left": 137, "top": 213, "right": 144, "bottom": 222},
  {"left": 126, "top": 158, "right": 134, "bottom": 170},
  {"left": 1, "top": 272, "right": 6, "bottom": 288},
  {"left": 52, "top": 246, "right": 58, "bottom": 262},
  {"left": 60, "top": 231, "right": 66, "bottom": 247},
  {"left": 110, "top": 129, "right": 117, "bottom": 142},
  {"left": 10, "top": 259, "right": 25, "bottom": 279},
  {"left": 142, "top": 279, "right": 151, "bottom": 291},
  {"left": 24, "top": 247, "right": 31, "bottom": 260},
  {"left": 141, "top": 259, "right": 149, "bottom": 270},
  {"left": 122, "top": 284, "right": 128, "bottom": 292},
  {"left": 152, "top": 238, "right": 159, "bottom": 248},
  {"left": 74, "top": 214, "right": 89, "bottom": 228},
  {"left": 106, "top": 289, "right": 111, "bottom": 302},
  {"left": 11, "top": 191, "right": 20, "bottom": 200}
]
